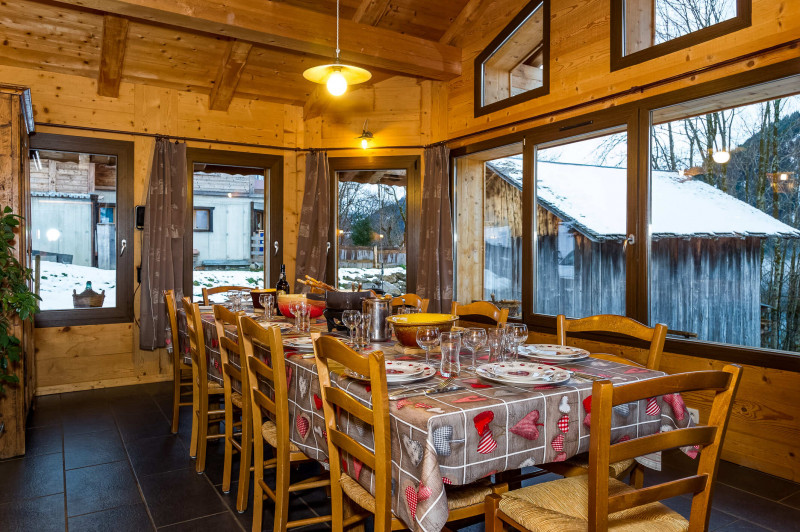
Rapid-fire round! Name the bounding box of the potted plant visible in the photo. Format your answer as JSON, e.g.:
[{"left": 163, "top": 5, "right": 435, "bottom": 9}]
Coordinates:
[{"left": 0, "top": 206, "right": 39, "bottom": 393}]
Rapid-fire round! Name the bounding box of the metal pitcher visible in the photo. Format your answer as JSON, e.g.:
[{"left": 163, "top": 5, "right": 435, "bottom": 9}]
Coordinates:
[{"left": 362, "top": 298, "right": 391, "bottom": 342}]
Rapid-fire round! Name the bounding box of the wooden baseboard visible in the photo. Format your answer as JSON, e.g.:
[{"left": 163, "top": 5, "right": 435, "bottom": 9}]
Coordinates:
[{"left": 35, "top": 373, "right": 172, "bottom": 396}]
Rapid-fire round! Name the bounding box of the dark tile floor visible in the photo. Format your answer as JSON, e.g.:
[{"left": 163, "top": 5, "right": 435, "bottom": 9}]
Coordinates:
[{"left": 0, "top": 381, "right": 798, "bottom": 531}]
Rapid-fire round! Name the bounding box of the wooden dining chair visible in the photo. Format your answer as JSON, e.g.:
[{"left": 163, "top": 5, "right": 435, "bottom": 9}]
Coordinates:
[
  {"left": 182, "top": 297, "right": 226, "bottom": 471},
  {"left": 241, "top": 316, "right": 331, "bottom": 532},
  {"left": 313, "top": 335, "right": 506, "bottom": 532},
  {"left": 164, "top": 290, "right": 193, "bottom": 434},
  {"left": 390, "top": 293, "right": 429, "bottom": 313},
  {"left": 486, "top": 365, "right": 742, "bottom": 532},
  {"left": 547, "top": 314, "right": 669, "bottom": 487},
  {"left": 451, "top": 301, "right": 509, "bottom": 327},
  {"left": 213, "top": 305, "right": 251, "bottom": 512},
  {"left": 202, "top": 285, "right": 252, "bottom": 305}
]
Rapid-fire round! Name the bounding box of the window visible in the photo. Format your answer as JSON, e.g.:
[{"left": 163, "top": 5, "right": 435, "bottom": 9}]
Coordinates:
[
  {"left": 649, "top": 82, "right": 800, "bottom": 351},
  {"left": 454, "top": 143, "right": 524, "bottom": 318},
  {"left": 612, "top": 0, "right": 751, "bottom": 70},
  {"left": 474, "top": 0, "right": 549, "bottom": 117},
  {"left": 328, "top": 156, "right": 420, "bottom": 296},
  {"left": 193, "top": 208, "right": 213, "bottom": 232},
  {"left": 30, "top": 134, "right": 134, "bottom": 326}
]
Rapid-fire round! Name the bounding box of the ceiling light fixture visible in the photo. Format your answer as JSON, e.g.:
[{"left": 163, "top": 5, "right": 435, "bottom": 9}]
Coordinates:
[
  {"left": 357, "top": 120, "right": 374, "bottom": 149},
  {"left": 302, "top": 0, "right": 371, "bottom": 96}
]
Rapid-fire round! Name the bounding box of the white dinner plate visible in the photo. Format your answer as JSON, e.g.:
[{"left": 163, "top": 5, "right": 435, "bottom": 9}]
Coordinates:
[
  {"left": 384, "top": 361, "right": 425, "bottom": 382},
  {"left": 476, "top": 363, "right": 572, "bottom": 385},
  {"left": 261, "top": 321, "right": 294, "bottom": 332},
  {"left": 519, "top": 344, "right": 590, "bottom": 361},
  {"left": 283, "top": 337, "right": 314, "bottom": 351},
  {"left": 344, "top": 364, "right": 437, "bottom": 384}
]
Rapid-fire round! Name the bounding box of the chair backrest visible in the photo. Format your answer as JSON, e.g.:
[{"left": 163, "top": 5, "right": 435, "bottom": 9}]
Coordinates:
[
  {"left": 313, "top": 336, "right": 392, "bottom": 529},
  {"left": 213, "top": 305, "right": 248, "bottom": 406},
  {"left": 164, "top": 290, "right": 181, "bottom": 366},
  {"left": 557, "top": 314, "right": 668, "bottom": 370},
  {"left": 451, "top": 301, "right": 509, "bottom": 326},
  {"left": 240, "top": 316, "right": 291, "bottom": 455},
  {"left": 182, "top": 296, "right": 209, "bottom": 389},
  {"left": 390, "top": 293, "right": 429, "bottom": 313},
  {"left": 202, "top": 285, "right": 252, "bottom": 305},
  {"left": 587, "top": 365, "right": 742, "bottom": 531}
]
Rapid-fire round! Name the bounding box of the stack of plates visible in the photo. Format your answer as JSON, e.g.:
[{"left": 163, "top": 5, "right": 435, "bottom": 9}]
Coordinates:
[
  {"left": 344, "top": 360, "right": 436, "bottom": 384},
  {"left": 518, "top": 344, "right": 590, "bottom": 363},
  {"left": 476, "top": 361, "right": 572, "bottom": 385},
  {"left": 262, "top": 321, "right": 294, "bottom": 332},
  {"left": 283, "top": 337, "right": 314, "bottom": 352}
]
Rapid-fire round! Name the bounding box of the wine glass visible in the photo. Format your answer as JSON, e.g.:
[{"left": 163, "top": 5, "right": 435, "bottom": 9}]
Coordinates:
[
  {"left": 416, "top": 326, "right": 440, "bottom": 364},
  {"left": 487, "top": 328, "right": 506, "bottom": 363},
  {"left": 463, "top": 327, "right": 487, "bottom": 369},
  {"left": 294, "top": 300, "right": 308, "bottom": 331},
  {"left": 439, "top": 331, "right": 462, "bottom": 378},
  {"left": 506, "top": 323, "right": 528, "bottom": 360},
  {"left": 342, "top": 310, "right": 361, "bottom": 344},
  {"left": 259, "top": 293, "right": 274, "bottom": 320}
]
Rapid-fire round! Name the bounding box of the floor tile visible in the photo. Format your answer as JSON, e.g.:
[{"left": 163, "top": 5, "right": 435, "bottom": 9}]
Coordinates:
[
  {"left": 661, "top": 495, "right": 738, "bottom": 530},
  {"left": 0, "top": 452, "right": 64, "bottom": 503},
  {"left": 109, "top": 394, "right": 164, "bottom": 417},
  {"left": 127, "top": 433, "right": 191, "bottom": 477},
  {"left": 68, "top": 503, "right": 154, "bottom": 532},
  {"left": 26, "top": 395, "right": 62, "bottom": 428},
  {"left": 116, "top": 410, "right": 173, "bottom": 442},
  {"left": 781, "top": 490, "right": 800, "bottom": 510},
  {"left": 708, "top": 482, "right": 800, "bottom": 531},
  {"left": 715, "top": 461, "right": 800, "bottom": 501},
  {"left": 158, "top": 511, "right": 242, "bottom": 531},
  {"left": 25, "top": 424, "right": 63, "bottom": 456},
  {"left": 203, "top": 440, "right": 239, "bottom": 487},
  {"left": 64, "top": 429, "right": 127, "bottom": 470},
  {"left": 62, "top": 408, "right": 117, "bottom": 436},
  {"left": 0, "top": 493, "right": 65, "bottom": 532},
  {"left": 714, "top": 519, "right": 774, "bottom": 531},
  {"left": 66, "top": 460, "right": 142, "bottom": 517},
  {"left": 139, "top": 467, "right": 227, "bottom": 527}
]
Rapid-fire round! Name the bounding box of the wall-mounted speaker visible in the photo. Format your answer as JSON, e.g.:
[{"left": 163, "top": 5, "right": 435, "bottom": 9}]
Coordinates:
[{"left": 135, "top": 205, "right": 145, "bottom": 230}]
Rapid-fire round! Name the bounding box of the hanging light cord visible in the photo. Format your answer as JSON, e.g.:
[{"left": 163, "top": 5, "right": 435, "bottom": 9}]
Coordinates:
[{"left": 335, "top": 0, "right": 340, "bottom": 61}]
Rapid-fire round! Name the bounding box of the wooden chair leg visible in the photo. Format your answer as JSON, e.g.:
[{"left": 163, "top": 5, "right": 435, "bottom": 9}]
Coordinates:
[
  {"left": 251, "top": 437, "right": 264, "bottom": 532},
  {"left": 330, "top": 473, "right": 345, "bottom": 532},
  {"left": 171, "top": 369, "right": 181, "bottom": 434},
  {"left": 273, "top": 446, "right": 290, "bottom": 529},
  {"left": 222, "top": 402, "right": 234, "bottom": 493},
  {"left": 630, "top": 463, "right": 644, "bottom": 489},
  {"left": 196, "top": 395, "right": 209, "bottom": 473},
  {"left": 485, "top": 494, "right": 504, "bottom": 532},
  {"left": 189, "top": 381, "right": 200, "bottom": 458},
  {"left": 236, "top": 413, "right": 252, "bottom": 513}
]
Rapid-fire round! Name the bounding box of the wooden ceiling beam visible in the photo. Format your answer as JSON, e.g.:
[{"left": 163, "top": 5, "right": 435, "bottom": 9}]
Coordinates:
[
  {"left": 97, "top": 14, "right": 129, "bottom": 97},
  {"left": 58, "top": 0, "right": 461, "bottom": 80},
  {"left": 439, "top": 0, "right": 482, "bottom": 46},
  {"left": 208, "top": 39, "right": 252, "bottom": 111},
  {"left": 352, "top": 0, "right": 392, "bottom": 26},
  {"left": 303, "top": 71, "right": 393, "bottom": 121}
]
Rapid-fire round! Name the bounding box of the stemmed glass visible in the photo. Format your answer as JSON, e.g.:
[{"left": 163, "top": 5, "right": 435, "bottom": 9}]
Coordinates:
[
  {"left": 342, "top": 310, "right": 361, "bottom": 345},
  {"left": 504, "top": 323, "right": 529, "bottom": 360},
  {"left": 229, "top": 291, "right": 243, "bottom": 312},
  {"left": 259, "top": 293, "right": 274, "bottom": 320},
  {"left": 439, "top": 331, "right": 462, "bottom": 378},
  {"left": 487, "top": 328, "right": 506, "bottom": 363},
  {"left": 416, "top": 326, "right": 440, "bottom": 364},
  {"left": 463, "top": 327, "right": 487, "bottom": 369},
  {"left": 290, "top": 300, "right": 307, "bottom": 331}
]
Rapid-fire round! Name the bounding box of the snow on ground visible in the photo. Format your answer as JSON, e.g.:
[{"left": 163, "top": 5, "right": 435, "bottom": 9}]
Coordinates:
[
  {"left": 192, "top": 270, "right": 263, "bottom": 302},
  {"left": 338, "top": 267, "right": 406, "bottom": 294},
  {"left": 38, "top": 261, "right": 117, "bottom": 310}
]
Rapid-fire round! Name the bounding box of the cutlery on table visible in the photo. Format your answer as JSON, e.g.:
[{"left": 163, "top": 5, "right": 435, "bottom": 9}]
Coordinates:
[{"left": 389, "top": 377, "right": 455, "bottom": 400}]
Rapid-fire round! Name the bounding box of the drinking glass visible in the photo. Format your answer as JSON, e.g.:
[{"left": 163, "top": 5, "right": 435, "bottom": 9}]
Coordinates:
[
  {"left": 505, "top": 323, "right": 528, "bottom": 360},
  {"left": 416, "top": 326, "right": 440, "bottom": 364},
  {"left": 357, "top": 319, "right": 370, "bottom": 349},
  {"left": 259, "top": 293, "right": 274, "bottom": 320},
  {"left": 342, "top": 310, "right": 361, "bottom": 344},
  {"left": 463, "top": 327, "right": 487, "bottom": 369},
  {"left": 294, "top": 300, "right": 308, "bottom": 331},
  {"left": 229, "top": 290, "right": 243, "bottom": 312},
  {"left": 439, "top": 331, "right": 462, "bottom": 378},
  {"left": 487, "top": 328, "right": 506, "bottom": 363}
]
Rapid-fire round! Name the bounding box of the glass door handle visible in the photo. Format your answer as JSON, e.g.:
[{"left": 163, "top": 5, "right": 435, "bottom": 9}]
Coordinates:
[{"left": 120, "top": 239, "right": 127, "bottom": 257}]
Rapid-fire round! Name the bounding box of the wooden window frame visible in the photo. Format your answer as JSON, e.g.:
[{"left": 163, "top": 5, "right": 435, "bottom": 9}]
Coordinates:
[
  {"left": 192, "top": 207, "right": 214, "bottom": 232},
  {"left": 452, "top": 57, "right": 800, "bottom": 373},
  {"left": 610, "top": 0, "right": 752, "bottom": 71},
  {"left": 326, "top": 155, "right": 421, "bottom": 294},
  {"left": 184, "top": 148, "right": 283, "bottom": 297},
  {"left": 474, "top": 0, "right": 550, "bottom": 118},
  {"left": 31, "top": 134, "right": 135, "bottom": 328}
]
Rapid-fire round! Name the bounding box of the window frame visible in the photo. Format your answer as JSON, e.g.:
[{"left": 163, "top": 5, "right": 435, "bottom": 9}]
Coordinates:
[
  {"left": 192, "top": 207, "right": 214, "bottom": 232},
  {"left": 452, "top": 57, "right": 800, "bottom": 373},
  {"left": 184, "top": 148, "right": 283, "bottom": 298},
  {"left": 326, "top": 155, "right": 421, "bottom": 294},
  {"left": 474, "top": 0, "right": 551, "bottom": 118},
  {"left": 610, "top": 0, "right": 752, "bottom": 71},
  {"left": 30, "top": 133, "right": 135, "bottom": 328}
]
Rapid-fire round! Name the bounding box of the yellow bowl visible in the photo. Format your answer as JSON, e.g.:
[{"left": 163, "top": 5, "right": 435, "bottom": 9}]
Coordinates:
[{"left": 386, "top": 313, "right": 458, "bottom": 348}]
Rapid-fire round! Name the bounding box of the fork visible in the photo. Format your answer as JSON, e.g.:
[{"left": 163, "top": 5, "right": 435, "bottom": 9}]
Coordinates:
[{"left": 389, "top": 376, "right": 454, "bottom": 400}]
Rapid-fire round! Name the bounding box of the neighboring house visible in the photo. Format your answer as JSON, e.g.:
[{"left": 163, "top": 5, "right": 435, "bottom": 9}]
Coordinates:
[{"left": 486, "top": 158, "right": 800, "bottom": 347}]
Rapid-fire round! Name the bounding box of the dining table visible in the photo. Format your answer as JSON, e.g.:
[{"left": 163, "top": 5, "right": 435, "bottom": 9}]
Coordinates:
[{"left": 169, "top": 307, "right": 695, "bottom": 532}]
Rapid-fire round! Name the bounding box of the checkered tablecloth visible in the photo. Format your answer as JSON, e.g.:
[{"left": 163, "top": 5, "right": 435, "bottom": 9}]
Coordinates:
[{"left": 171, "top": 311, "right": 693, "bottom": 532}]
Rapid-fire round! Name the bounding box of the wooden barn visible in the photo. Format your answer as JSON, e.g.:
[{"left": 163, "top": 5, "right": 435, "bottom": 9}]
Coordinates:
[{"left": 486, "top": 159, "right": 800, "bottom": 347}]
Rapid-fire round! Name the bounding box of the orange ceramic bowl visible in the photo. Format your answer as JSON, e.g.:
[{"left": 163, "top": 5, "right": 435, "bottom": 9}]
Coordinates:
[
  {"left": 277, "top": 294, "right": 325, "bottom": 319},
  {"left": 386, "top": 313, "right": 458, "bottom": 348}
]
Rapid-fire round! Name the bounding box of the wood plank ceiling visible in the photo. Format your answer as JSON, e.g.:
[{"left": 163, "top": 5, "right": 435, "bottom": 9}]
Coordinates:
[{"left": 0, "top": 0, "right": 471, "bottom": 109}]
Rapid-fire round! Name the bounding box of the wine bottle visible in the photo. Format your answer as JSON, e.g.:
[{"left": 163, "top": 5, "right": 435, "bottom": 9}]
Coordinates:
[{"left": 276, "top": 264, "right": 290, "bottom": 296}]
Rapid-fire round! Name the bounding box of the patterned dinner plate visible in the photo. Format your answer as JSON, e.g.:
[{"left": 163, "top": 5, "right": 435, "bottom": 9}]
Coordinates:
[
  {"left": 261, "top": 321, "right": 294, "bottom": 332},
  {"left": 283, "top": 337, "right": 314, "bottom": 351},
  {"left": 344, "top": 364, "right": 437, "bottom": 384},
  {"left": 519, "top": 344, "right": 590, "bottom": 361},
  {"left": 477, "top": 362, "right": 572, "bottom": 385},
  {"left": 383, "top": 361, "right": 426, "bottom": 381}
]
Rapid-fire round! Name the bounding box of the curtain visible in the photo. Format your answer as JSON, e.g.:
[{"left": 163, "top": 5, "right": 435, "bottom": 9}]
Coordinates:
[
  {"left": 418, "top": 145, "right": 454, "bottom": 312},
  {"left": 140, "top": 138, "right": 188, "bottom": 350},
  {"left": 294, "top": 150, "right": 331, "bottom": 292}
]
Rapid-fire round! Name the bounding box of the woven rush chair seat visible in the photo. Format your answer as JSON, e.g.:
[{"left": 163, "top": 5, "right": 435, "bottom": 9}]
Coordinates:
[
  {"left": 261, "top": 421, "right": 300, "bottom": 452},
  {"left": 231, "top": 391, "right": 243, "bottom": 408},
  {"left": 497, "top": 476, "right": 688, "bottom": 532},
  {"left": 560, "top": 453, "right": 636, "bottom": 478},
  {"left": 208, "top": 380, "right": 224, "bottom": 394}
]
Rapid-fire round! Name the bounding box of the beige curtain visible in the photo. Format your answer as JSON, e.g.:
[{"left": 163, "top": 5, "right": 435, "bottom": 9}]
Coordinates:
[
  {"left": 417, "top": 145, "right": 454, "bottom": 312},
  {"left": 295, "top": 150, "right": 331, "bottom": 292},
  {"left": 140, "top": 138, "right": 188, "bottom": 350}
]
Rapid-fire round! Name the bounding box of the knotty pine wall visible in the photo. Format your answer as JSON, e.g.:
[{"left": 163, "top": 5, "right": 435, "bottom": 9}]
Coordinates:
[{"left": 0, "top": 65, "right": 305, "bottom": 394}]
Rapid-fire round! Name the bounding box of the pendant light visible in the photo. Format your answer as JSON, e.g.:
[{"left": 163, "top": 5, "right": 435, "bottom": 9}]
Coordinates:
[{"left": 303, "top": 0, "right": 371, "bottom": 96}]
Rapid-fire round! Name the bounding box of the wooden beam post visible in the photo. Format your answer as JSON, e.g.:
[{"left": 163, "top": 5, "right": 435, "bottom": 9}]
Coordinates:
[
  {"left": 208, "top": 39, "right": 253, "bottom": 111},
  {"left": 439, "top": 0, "right": 483, "bottom": 46},
  {"left": 97, "top": 14, "right": 130, "bottom": 98},
  {"left": 60, "top": 0, "right": 461, "bottom": 80},
  {"left": 352, "top": 0, "right": 392, "bottom": 26}
]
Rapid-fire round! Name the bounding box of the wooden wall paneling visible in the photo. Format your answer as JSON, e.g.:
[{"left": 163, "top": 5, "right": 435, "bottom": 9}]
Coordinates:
[
  {"left": 454, "top": 158, "right": 484, "bottom": 304},
  {"left": 282, "top": 105, "right": 304, "bottom": 287}
]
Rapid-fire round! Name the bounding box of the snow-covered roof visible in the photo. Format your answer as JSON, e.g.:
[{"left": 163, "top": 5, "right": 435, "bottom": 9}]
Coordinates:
[{"left": 487, "top": 158, "right": 800, "bottom": 241}]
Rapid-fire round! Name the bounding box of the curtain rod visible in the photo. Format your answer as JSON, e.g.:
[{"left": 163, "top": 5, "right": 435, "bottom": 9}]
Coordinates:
[{"left": 33, "top": 39, "right": 797, "bottom": 154}]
